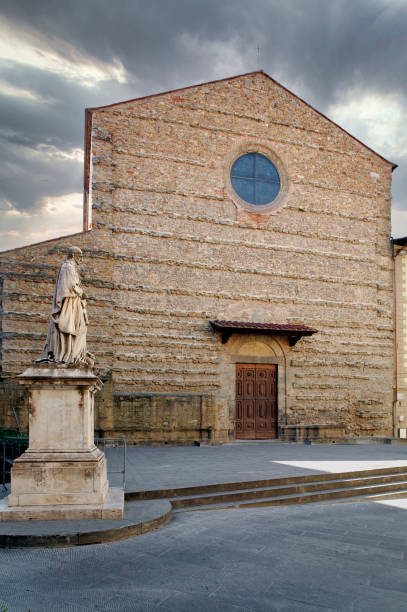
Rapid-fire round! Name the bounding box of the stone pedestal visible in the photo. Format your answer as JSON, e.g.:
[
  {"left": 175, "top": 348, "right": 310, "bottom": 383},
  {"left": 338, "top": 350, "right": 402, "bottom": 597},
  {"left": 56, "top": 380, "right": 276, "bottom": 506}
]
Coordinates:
[{"left": 3, "top": 365, "right": 123, "bottom": 521}]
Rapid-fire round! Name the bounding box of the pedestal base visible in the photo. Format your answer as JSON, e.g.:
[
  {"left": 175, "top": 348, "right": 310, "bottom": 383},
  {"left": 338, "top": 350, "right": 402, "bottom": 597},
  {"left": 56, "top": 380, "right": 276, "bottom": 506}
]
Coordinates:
[
  {"left": 7, "top": 365, "right": 121, "bottom": 519},
  {"left": 1, "top": 487, "right": 124, "bottom": 522},
  {"left": 8, "top": 447, "right": 108, "bottom": 507}
]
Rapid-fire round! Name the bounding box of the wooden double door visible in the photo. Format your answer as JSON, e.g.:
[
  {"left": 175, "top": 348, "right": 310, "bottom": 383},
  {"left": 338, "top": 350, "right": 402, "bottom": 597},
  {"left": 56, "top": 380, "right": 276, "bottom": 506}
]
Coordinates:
[{"left": 235, "top": 364, "right": 277, "bottom": 439}]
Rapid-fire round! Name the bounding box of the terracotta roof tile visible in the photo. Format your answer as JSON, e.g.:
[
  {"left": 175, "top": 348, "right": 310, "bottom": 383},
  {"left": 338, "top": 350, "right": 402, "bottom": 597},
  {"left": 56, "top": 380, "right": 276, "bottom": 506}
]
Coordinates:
[
  {"left": 210, "top": 320, "right": 317, "bottom": 333},
  {"left": 209, "top": 320, "right": 317, "bottom": 346}
]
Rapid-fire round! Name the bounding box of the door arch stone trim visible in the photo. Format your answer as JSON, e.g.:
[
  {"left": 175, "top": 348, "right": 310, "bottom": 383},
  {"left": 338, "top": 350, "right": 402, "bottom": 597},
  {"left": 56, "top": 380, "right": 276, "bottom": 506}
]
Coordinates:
[{"left": 218, "top": 333, "right": 289, "bottom": 440}]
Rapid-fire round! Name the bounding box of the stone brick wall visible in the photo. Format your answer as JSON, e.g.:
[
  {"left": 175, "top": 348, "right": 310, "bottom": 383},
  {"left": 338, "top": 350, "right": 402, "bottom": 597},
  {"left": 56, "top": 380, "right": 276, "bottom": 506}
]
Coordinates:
[{"left": 0, "top": 72, "right": 395, "bottom": 442}]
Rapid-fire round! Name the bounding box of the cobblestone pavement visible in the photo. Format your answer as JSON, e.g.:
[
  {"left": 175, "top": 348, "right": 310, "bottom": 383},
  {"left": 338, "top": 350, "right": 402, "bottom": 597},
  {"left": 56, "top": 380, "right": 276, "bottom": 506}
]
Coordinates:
[{"left": 2, "top": 500, "right": 407, "bottom": 611}]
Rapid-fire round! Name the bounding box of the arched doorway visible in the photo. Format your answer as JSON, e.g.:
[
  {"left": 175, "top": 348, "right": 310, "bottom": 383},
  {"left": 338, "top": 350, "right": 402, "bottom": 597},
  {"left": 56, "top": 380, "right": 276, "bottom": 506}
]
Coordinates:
[{"left": 220, "top": 334, "right": 288, "bottom": 440}]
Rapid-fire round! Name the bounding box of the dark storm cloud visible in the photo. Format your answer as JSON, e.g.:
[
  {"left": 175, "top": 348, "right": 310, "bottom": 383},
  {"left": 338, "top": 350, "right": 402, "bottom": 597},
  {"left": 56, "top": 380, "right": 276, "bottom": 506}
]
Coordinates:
[
  {"left": 0, "top": 135, "right": 82, "bottom": 212},
  {"left": 0, "top": 0, "right": 406, "bottom": 232},
  {"left": 0, "top": 60, "right": 137, "bottom": 149},
  {"left": 2, "top": 0, "right": 407, "bottom": 105},
  {"left": 0, "top": 62, "right": 138, "bottom": 211}
]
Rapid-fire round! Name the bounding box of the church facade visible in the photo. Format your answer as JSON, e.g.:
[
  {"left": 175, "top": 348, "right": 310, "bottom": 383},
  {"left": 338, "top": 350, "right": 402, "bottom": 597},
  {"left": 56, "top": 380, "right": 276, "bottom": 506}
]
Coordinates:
[{"left": 0, "top": 71, "right": 397, "bottom": 443}]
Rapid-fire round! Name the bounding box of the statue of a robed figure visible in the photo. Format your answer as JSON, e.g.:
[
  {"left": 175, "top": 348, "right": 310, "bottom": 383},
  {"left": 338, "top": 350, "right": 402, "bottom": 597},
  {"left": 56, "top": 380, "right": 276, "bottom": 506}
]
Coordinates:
[
  {"left": 38, "top": 246, "right": 93, "bottom": 366},
  {"left": 0, "top": 246, "right": 123, "bottom": 521}
]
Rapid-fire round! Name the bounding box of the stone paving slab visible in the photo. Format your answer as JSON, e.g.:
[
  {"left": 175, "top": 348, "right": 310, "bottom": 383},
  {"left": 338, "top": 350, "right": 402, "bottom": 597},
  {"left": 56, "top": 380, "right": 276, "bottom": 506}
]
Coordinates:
[{"left": 1, "top": 501, "right": 407, "bottom": 610}]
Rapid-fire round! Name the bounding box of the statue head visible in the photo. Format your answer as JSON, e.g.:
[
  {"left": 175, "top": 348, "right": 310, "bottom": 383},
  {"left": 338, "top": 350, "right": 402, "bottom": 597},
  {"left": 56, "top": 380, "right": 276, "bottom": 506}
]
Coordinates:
[{"left": 67, "top": 246, "right": 83, "bottom": 265}]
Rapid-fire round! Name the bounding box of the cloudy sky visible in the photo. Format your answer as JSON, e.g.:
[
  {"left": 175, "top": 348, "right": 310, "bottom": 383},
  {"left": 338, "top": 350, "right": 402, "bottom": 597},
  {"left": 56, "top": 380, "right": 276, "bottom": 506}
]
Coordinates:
[{"left": 0, "top": 0, "right": 406, "bottom": 251}]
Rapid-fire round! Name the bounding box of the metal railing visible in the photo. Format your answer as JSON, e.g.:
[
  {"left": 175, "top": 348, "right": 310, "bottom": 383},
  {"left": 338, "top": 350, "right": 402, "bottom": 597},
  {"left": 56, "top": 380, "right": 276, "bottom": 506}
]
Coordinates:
[
  {"left": 95, "top": 437, "right": 127, "bottom": 490},
  {"left": 1, "top": 435, "right": 29, "bottom": 491},
  {"left": 1, "top": 435, "right": 126, "bottom": 491}
]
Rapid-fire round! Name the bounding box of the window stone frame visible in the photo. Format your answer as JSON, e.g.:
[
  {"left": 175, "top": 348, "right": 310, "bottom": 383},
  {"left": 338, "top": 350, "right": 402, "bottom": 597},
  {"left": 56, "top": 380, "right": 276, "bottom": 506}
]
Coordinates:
[{"left": 224, "top": 142, "right": 289, "bottom": 215}]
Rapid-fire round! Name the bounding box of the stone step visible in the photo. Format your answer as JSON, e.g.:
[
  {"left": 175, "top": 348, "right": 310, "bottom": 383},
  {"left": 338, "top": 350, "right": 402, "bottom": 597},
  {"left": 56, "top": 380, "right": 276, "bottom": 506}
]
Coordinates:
[
  {"left": 170, "top": 473, "right": 407, "bottom": 510},
  {"left": 175, "top": 481, "right": 407, "bottom": 512},
  {"left": 125, "top": 464, "right": 407, "bottom": 502},
  {"left": 0, "top": 499, "right": 172, "bottom": 548}
]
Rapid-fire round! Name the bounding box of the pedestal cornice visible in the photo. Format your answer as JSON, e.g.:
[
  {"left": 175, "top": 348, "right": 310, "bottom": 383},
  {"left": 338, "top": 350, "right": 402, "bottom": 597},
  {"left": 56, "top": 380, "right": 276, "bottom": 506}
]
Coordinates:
[{"left": 18, "top": 365, "right": 102, "bottom": 390}]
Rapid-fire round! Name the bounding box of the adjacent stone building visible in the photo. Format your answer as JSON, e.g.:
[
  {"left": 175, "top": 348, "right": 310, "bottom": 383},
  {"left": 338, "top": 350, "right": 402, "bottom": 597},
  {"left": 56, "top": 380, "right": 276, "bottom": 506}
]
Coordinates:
[
  {"left": 0, "top": 71, "right": 397, "bottom": 444},
  {"left": 393, "top": 236, "right": 407, "bottom": 436}
]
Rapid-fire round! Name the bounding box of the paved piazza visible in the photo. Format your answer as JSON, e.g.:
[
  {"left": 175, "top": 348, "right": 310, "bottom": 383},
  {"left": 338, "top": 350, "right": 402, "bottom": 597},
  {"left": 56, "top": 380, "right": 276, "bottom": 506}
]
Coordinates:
[
  {"left": 2, "top": 443, "right": 407, "bottom": 611},
  {"left": 2, "top": 501, "right": 407, "bottom": 611}
]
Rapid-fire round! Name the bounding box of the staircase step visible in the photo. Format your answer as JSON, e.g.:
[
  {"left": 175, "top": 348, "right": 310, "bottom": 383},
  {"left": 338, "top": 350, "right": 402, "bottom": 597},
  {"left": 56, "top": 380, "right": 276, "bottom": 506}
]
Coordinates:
[
  {"left": 125, "top": 465, "right": 407, "bottom": 514},
  {"left": 125, "top": 464, "right": 407, "bottom": 502},
  {"left": 176, "top": 481, "right": 407, "bottom": 512},
  {"left": 170, "top": 473, "right": 407, "bottom": 509}
]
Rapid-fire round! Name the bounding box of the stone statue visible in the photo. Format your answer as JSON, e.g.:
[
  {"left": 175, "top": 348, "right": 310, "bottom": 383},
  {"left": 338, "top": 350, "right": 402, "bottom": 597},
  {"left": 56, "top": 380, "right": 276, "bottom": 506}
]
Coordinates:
[{"left": 38, "top": 246, "right": 94, "bottom": 366}]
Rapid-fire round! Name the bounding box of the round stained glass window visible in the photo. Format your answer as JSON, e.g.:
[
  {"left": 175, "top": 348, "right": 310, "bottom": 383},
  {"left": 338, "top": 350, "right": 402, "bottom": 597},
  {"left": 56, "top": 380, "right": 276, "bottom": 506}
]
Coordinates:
[{"left": 230, "top": 153, "right": 280, "bottom": 206}]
